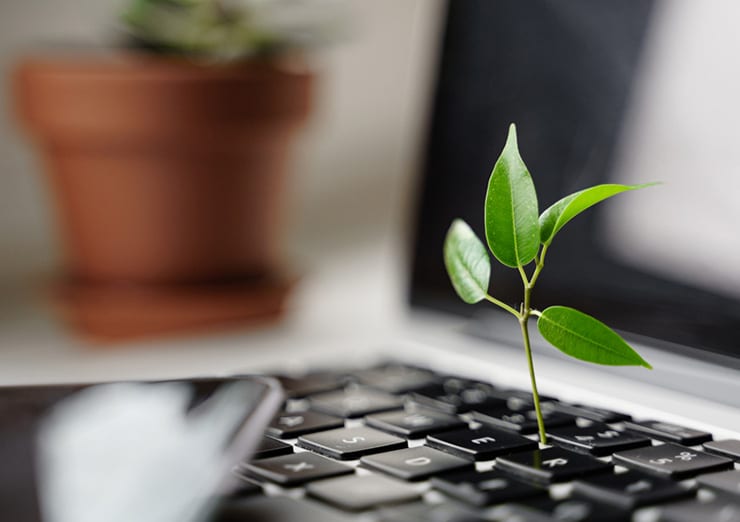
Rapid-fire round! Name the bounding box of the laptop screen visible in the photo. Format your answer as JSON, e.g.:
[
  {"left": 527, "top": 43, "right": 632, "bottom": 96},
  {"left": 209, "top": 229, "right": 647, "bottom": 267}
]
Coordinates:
[{"left": 410, "top": 0, "right": 740, "bottom": 364}]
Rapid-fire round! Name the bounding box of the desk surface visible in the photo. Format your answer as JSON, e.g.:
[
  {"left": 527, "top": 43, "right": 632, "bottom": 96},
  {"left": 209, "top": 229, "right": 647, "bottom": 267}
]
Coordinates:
[{"left": 0, "top": 239, "right": 407, "bottom": 386}]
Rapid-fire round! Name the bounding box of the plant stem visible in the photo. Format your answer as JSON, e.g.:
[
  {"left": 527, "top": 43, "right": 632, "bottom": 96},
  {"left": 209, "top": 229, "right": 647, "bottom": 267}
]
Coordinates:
[
  {"left": 519, "top": 314, "right": 547, "bottom": 445},
  {"left": 520, "top": 263, "right": 548, "bottom": 445},
  {"left": 529, "top": 243, "right": 548, "bottom": 287},
  {"left": 484, "top": 295, "right": 521, "bottom": 319}
]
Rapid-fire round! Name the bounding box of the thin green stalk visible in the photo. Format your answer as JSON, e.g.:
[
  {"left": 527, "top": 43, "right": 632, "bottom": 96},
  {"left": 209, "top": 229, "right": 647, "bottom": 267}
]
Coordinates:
[
  {"left": 517, "top": 264, "right": 530, "bottom": 287},
  {"left": 521, "top": 281, "right": 547, "bottom": 445},
  {"left": 484, "top": 295, "right": 521, "bottom": 319},
  {"left": 529, "top": 244, "right": 548, "bottom": 287}
]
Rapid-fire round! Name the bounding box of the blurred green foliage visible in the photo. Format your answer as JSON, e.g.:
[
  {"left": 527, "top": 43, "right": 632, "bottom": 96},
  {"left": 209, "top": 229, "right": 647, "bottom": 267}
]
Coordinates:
[{"left": 122, "top": 0, "right": 342, "bottom": 61}]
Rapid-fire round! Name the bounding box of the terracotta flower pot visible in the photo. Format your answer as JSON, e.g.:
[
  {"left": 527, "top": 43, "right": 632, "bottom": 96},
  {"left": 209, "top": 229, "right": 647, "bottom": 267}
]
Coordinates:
[{"left": 14, "top": 53, "right": 312, "bottom": 340}]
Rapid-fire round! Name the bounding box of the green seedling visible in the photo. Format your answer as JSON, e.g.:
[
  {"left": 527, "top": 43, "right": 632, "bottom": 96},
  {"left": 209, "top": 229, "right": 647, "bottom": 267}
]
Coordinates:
[{"left": 443, "top": 124, "right": 654, "bottom": 445}]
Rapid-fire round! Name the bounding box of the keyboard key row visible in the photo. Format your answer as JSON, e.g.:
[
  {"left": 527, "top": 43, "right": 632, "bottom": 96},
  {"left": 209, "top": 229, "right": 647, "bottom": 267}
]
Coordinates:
[
  {"left": 550, "top": 402, "right": 631, "bottom": 423},
  {"left": 254, "top": 436, "right": 293, "bottom": 459},
  {"left": 548, "top": 421, "right": 651, "bottom": 456},
  {"left": 408, "top": 381, "right": 499, "bottom": 414},
  {"left": 297, "top": 426, "right": 406, "bottom": 460},
  {"left": 516, "top": 496, "right": 633, "bottom": 522},
  {"left": 243, "top": 452, "right": 353, "bottom": 486},
  {"left": 243, "top": 364, "right": 740, "bottom": 521},
  {"left": 426, "top": 426, "right": 537, "bottom": 461},
  {"left": 430, "top": 469, "right": 546, "bottom": 506},
  {"left": 572, "top": 470, "right": 694, "bottom": 509},
  {"left": 267, "top": 410, "right": 344, "bottom": 439},
  {"left": 471, "top": 402, "right": 575, "bottom": 434},
  {"left": 306, "top": 474, "right": 421, "bottom": 511},
  {"left": 696, "top": 469, "right": 740, "bottom": 498},
  {"left": 704, "top": 439, "right": 740, "bottom": 461},
  {"left": 365, "top": 408, "right": 466, "bottom": 438},
  {"left": 613, "top": 443, "right": 733, "bottom": 480},
  {"left": 360, "top": 446, "right": 473, "bottom": 481},
  {"left": 494, "top": 447, "right": 612, "bottom": 484},
  {"left": 623, "top": 419, "right": 713, "bottom": 446}
]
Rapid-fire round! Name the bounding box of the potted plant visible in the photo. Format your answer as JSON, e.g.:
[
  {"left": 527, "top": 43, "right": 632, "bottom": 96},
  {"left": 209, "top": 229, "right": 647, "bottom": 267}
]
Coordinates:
[{"left": 14, "top": 0, "right": 340, "bottom": 341}]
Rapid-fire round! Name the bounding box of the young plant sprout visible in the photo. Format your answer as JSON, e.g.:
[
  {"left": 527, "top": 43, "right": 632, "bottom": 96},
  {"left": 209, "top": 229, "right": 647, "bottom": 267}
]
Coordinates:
[{"left": 443, "top": 124, "right": 654, "bottom": 445}]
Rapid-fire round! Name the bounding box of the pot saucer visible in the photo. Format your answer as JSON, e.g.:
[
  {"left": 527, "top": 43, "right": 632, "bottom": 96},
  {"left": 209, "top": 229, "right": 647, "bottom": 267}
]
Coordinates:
[{"left": 50, "top": 274, "right": 296, "bottom": 343}]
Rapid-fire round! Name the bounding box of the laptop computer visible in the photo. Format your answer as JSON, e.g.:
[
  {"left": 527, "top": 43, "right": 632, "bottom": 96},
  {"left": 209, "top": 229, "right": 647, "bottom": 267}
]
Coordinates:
[
  {"left": 6, "top": 1, "right": 740, "bottom": 520},
  {"left": 224, "top": 1, "right": 740, "bottom": 520}
]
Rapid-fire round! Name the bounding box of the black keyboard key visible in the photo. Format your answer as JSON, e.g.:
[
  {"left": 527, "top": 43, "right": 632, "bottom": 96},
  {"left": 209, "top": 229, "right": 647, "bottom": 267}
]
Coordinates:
[
  {"left": 439, "top": 376, "right": 494, "bottom": 392},
  {"left": 351, "top": 365, "right": 437, "bottom": 394},
  {"left": 379, "top": 502, "right": 488, "bottom": 522},
  {"left": 488, "top": 504, "right": 558, "bottom": 522},
  {"left": 495, "top": 447, "right": 611, "bottom": 484},
  {"left": 550, "top": 403, "right": 631, "bottom": 423},
  {"left": 275, "top": 372, "right": 345, "bottom": 398},
  {"left": 409, "top": 382, "right": 504, "bottom": 414},
  {"left": 431, "top": 469, "right": 546, "bottom": 506},
  {"left": 623, "top": 420, "right": 712, "bottom": 445},
  {"left": 520, "top": 497, "right": 632, "bottom": 522},
  {"left": 306, "top": 473, "right": 421, "bottom": 511},
  {"left": 267, "top": 410, "right": 344, "bottom": 439},
  {"left": 228, "top": 480, "right": 262, "bottom": 497},
  {"left": 408, "top": 384, "right": 469, "bottom": 414},
  {"left": 309, "top": 387, "right": 404, "bottom": 418},
  {"left": 704, "top": 439, "right": 740, "bottom": 461},
  {"left": 242, "top": 452, "right": 353, "bottom": 486},
  {"left": 488, "top": 388, "right": 559, "bottom": 404},
  {"left": 360, "top": 446, "right": 473, "bottom": 481},
  {"left": 548, "top": 422, "right": 651, "bottom": 456},
  {"left": 365, "top": 408, "right": 466, "bottom": 438},
  {"left": 254, "top": 436, "right": 293, "bottom": 459},
  {"left": 697, "top": 470, "right": 740, "bottom": 498},
  {"left": 471, "top": 403, "right": 575, "bottom": 435},
  {"left": 573, "top": 470, "right": 694, "bottom": 509},
  {"left": 297, "top": 426, "right": 406, "bottom": 460},
  {"left": 426, "top": 426, "right": 537, "bottom": 461},
  {"left": 216, "top": 495, "right": 353, "bottom": 522},
  {"left": 613, "top": 443, "right": 733, "bottom": 480},
  {"left": 657, "top": 499, "right": 740, "bottom": 522}
]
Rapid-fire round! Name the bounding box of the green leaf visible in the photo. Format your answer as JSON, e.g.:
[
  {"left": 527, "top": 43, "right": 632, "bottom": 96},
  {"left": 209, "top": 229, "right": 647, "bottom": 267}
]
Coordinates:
[
  {"left": 539, "top": 183, "right": 657, "bottom": 246},
  {"left": 537, "top": 306, "right": 652, "bottom": 368},
  {"left": 443, "top": 219, "right": 491, "bottom": 304},
  {"left": 485, "top": 124, "right": 540, "bottom": 268}
]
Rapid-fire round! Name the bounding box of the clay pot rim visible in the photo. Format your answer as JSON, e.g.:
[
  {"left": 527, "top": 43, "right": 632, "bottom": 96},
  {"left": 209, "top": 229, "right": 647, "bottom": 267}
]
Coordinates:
[
  {"left": 14, "top": 49, "right": 315, "bottom": 138},
  {"left": 17, "top": 49, "right": 313, "bottom": 80}
]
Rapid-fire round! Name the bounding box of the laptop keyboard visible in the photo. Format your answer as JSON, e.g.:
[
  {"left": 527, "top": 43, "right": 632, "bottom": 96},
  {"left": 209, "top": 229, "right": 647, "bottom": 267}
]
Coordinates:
[{"left": 217, "top": 362, "right": 740, "bottom": 522}]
